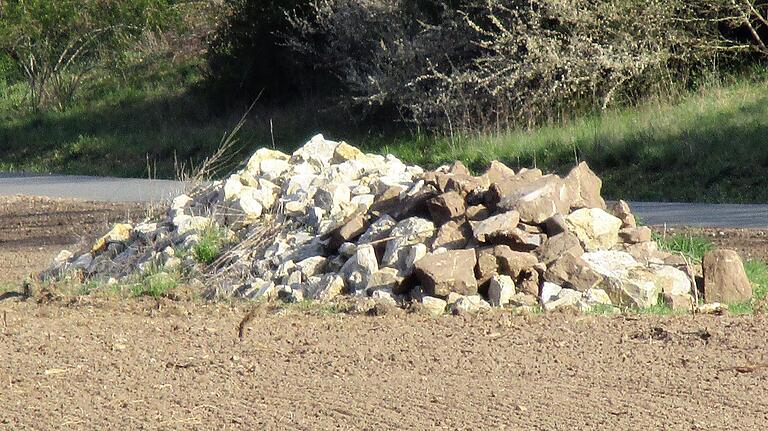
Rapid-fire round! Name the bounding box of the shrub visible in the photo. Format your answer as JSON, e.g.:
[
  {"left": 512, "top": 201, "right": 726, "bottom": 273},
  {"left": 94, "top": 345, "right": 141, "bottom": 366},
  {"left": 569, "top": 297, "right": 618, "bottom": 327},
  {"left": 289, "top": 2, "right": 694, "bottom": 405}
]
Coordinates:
[
  {"left": 192, "top": 226, "right": 227, "bottom": 265},
  {"left": 0, "top": 0, "right": 179, "bottom": 111},
  {"left": 206, "top": 0, "right": 330, "bottom": 105}
]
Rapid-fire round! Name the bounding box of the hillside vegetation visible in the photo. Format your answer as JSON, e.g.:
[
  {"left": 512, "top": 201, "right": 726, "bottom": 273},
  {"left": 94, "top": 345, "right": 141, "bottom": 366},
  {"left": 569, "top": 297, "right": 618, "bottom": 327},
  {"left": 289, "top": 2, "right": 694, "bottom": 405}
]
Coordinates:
[{"left": 1, "top": 0, "right": 768, "bottom": 203}]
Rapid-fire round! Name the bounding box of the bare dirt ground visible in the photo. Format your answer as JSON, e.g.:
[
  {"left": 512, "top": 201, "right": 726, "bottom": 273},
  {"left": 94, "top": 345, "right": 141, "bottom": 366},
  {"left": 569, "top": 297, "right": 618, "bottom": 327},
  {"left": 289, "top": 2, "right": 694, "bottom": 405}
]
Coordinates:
[
  {"left": 2, "top": 196, "right": 768, "bottom": 430},
  {"left": 0, "top": 196, "right": 145, "bottom": 285}
]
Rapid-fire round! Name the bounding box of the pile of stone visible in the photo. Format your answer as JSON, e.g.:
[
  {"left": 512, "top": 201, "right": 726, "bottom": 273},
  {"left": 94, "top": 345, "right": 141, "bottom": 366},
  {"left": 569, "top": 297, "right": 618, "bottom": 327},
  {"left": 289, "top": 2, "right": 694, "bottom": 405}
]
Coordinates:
[{"left": 44, "top": 134, "right": 753, "bottom": 314}]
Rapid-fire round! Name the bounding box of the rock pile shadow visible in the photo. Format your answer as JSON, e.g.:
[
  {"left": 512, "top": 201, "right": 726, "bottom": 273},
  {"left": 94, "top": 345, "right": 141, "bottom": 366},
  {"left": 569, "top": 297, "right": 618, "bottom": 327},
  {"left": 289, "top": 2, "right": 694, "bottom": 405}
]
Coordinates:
[{"left": 42, "top": 134, "right": 754, "bottom": 314}]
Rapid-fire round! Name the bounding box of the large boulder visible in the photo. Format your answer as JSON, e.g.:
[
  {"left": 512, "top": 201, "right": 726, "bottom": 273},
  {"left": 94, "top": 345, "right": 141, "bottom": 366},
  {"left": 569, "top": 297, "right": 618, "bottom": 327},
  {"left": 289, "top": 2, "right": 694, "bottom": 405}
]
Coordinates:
[
  {"left": 582, "top": 251, "right": 665, "bottom": 308},
  {"left": 703, "top": 249, "right": 752, "bottom": 304},
  {"left": 565, "top": 208, "right": 622, "bottom": 251},
  {"left": 413, "top": 249, "right": 478, "bottom": 297}
]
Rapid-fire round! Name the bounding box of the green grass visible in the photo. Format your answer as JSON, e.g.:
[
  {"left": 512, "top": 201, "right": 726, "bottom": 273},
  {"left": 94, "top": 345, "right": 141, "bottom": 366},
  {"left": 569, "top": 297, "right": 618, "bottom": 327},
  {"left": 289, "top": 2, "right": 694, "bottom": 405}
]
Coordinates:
[
  {"left": 653, "top": 232, "right": 714, "bottom": 262},
  {"left": 192, "top": 226, "right": 227, "bottom": 265},
  {"left": 4, "top": 54, "right": 768, "bottom": 203},
  {"left": 129, "top": 269, "right": 180, "bottom": 297}
]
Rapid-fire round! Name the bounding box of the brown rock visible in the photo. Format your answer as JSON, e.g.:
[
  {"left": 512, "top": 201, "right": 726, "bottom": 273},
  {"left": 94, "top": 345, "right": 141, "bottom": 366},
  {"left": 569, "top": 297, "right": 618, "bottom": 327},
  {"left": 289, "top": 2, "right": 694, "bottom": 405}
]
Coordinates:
[
  {"left": 466, "top": 204, "right": 490, "bottom": 221},
  {"left": 536, "top": 232, "right": 584, "bottom": 264},
  {"left": 662, "top": 293, "right": 694, "bottom": 311},
  {"left": 427, "top": 192, "right": 466, "bottom": 225},
  {"left": 563, "top": 162, "right": 606, "bottom": 209},
  {"left": 703, "top": 249, "right": 752, "bottom": 303},
  {"left": 433, "top": 220, "right": 471, "bottom": 250},
  {"left": 618, "top": 226, "right": 652, "bottom": 244},
  {"left": 481, "top": 160, "right": 516, "bottom": 185},
  {"left": 472, "top": 210, "right": 521, "bottom": 243},
  {"left": 448, "top": 161, "right": 471, "bottom": 176},
  {"left": 494, "top": 246, "right": 539, "bottom": 278},
  {"left": 413, "top": 249, "right": 479, "bottom": 297},
  {"left": 544, "top": 214, "right": 568, "bottom": 236},
  {"left": 517, "top": 270, "right": 541, "bottom": 296},
  {"left": 544, "top": 254, "right": 603, "bottom": 292},
  {"left": 445, "top": 174, "right": 488, "bottom": 197},
  {"left": 475, "top": 247, "right": 501, "bottom": 287},
  {"left": 611, "top": 200, "right": 637, "bottom": 228},
  {"left": 325, "top": 212, "right": 369, "bottom": 250}
]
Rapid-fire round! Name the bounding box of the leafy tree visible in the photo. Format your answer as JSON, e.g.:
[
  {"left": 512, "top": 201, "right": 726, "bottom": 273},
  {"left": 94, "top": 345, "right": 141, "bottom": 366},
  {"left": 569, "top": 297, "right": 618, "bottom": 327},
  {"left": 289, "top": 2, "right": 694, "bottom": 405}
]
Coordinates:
[{"left": 0, "top": 0, "right": 179, "bottom": 111}]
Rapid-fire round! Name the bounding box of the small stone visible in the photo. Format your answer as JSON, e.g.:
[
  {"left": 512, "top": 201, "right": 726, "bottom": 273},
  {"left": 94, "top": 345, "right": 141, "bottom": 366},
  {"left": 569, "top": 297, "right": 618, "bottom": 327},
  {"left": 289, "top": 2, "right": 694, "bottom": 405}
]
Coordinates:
[
  {"left": 92, "top": 223, "right": 133, "bottom": 254},
  {"left": 421, "top": 296, "right": 448, "bottom": 316},
  {"left": 493, "top": 246, "right": 539, "bottom": 278},
  {"left": 703, "top": 249, "right": 752, "bottom": 304},
  {"left": 611, "top": 200, "right": 637, "bottom": 228},
  {"left": 619, "top": 227, "right": 652, "bottom": 244},
  {"left": 584, "top": 288, "right": 612, "bottom": 305},
  {"left": 488, "top": 275, "right": 516, "bottom": 306},
  {"left": 544, "top": 214, "right": 569, "bottom": 236},
  {"left": 481, "top": 160, "right": 516, "bottom": 185},
  {"left": 540, "top": 282, "right": 563, "bottom": 303},
  {"left": 450, "top": 295, "right": 491, "bottom": 314}
]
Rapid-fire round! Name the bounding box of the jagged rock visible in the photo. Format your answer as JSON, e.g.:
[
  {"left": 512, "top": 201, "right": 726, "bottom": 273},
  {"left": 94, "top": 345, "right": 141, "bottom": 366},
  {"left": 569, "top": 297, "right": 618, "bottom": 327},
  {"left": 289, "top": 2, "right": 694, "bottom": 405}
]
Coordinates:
[
  {"left": 173, "top": 215, "right": 212, "bottom": 236},
  {"left": 472, "top": 211, "right": 521, "bottom": 243},
  {"left": 563, "top": 162, "right": 605, "bottom": 209},
  {"left": 382, "top": 217, "right": 435, "bottom": 272},
  {"left": 619, "top": 226, "right": 652, "bottom": 244},
  {"left": 496, "top": 175, "right": 571, "bottom": 224},
  {"left": 326, "top": 212, "right": 369, "bottom": 250},
  {"left": 582, "top": 251, "right": 664, "bottom": 308},
  {"left": 494, "top": 246, "right": 539, "bottom": 278},
  {"left": 540, "top": 282, "right": 563, "bottom": 303},
  {"left": 536, "top": 232, "right": 584, "bottom": 264},
  {"left": 450, "top": 295, "right": 491, "bottom": 314},
  {"left": 413, "top": 249, "right": 478, "bottom": 297},
  {"left": 331, "top": 142, "right": 367, "bottom": 163},
  {"left": 308, "top": 274, "right": 346, "bottom": 301},
  {"left": 566, "top": 208, "right": 622, "bottom": 251},
  {"left": 703, "top": 249, "right": 752, "bottom": 304},
  {"left": 481, "top": 160, "right": 516, "bottom": 185},
  {"left": 91, "top": 223, "right": 132, "bottom": 254},
  {"left": 291, "top": 134, "right": 339, "bottom": 167},
  {"left": 488, "top": 275, "right": 515, "bottom": 306},
  {"left": 611, "top": 200, "right": 637, "bottom": 228},
  {"left": 340, "top": 244, "right": 379, "bottom": 291},
  {"left": 544, "top": 253, "right": 603, "bottom": 292},
  {"left": 421, "top": 296, "right": 447, "bottom": 316},
  {"left": 427, "top": 192, "right": 466, "bottom": 225},
  {"left": 433, "top": 220, "right": 471, "bottom": 250},
  {"left": 466, "top": 204, "right": 490, "bottom": 221},
  {"left": 544, "top": 288, "right": 582, "bottom": 312}
]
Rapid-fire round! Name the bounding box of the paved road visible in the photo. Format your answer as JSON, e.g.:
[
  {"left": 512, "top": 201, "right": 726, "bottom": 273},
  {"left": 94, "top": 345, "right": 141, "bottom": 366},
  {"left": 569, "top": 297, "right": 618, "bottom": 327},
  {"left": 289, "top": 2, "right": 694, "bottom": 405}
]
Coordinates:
[
  {"left": 1, "top": 173, "right": 767, "bottom": 228},
  {"left": 0, "top": 173, "right": 186, "bottom": 203}
]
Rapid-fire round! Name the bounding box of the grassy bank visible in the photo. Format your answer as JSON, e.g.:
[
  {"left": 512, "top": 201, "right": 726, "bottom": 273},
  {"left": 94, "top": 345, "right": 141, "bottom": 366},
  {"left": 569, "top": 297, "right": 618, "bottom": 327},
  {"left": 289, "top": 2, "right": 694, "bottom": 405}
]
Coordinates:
[{"left": 2, "top": 62, "right": 768, "bottom": 203}]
